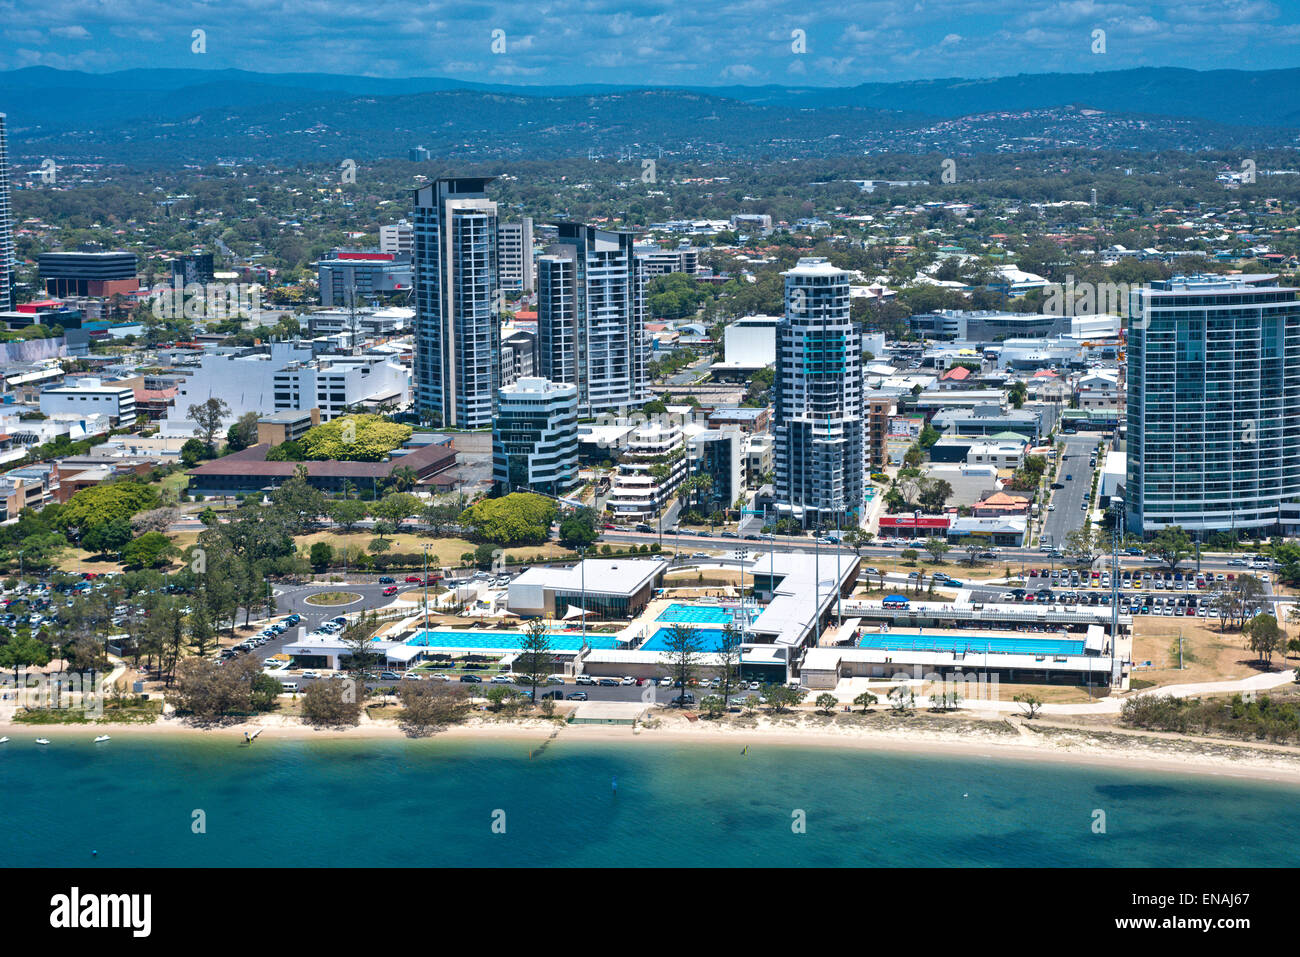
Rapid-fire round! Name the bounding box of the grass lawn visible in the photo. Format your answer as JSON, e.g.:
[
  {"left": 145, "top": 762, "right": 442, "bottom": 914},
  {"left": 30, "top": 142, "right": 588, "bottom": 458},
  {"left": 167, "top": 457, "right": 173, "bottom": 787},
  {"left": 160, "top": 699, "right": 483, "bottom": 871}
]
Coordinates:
[
  {"left": 294, "top": 530, "right": 576, "bottom": 566},
  {"left": 55, "top": 548, "right": 124, "bottom": 575},
  {"left": 303, "top": 591, "right": 363, "bottom": 606},
  {"left": 1129, "top": 618, "right": 1293, "bottom": 687}
]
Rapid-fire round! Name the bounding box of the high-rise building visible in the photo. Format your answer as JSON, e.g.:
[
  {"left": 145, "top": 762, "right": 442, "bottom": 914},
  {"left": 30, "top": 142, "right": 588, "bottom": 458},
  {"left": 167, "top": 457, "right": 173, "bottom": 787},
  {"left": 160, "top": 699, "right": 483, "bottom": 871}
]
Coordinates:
[
  {"left": 0, "top": 114, "right": 14, "bottom": 312},
  {"left": 379, "top": 220, "right": 413, "bottom": 256},
  {"left": 411, "top": 177, "right": 500, "bottom": 429},
  {"left": 492, "top": 377, "right": 579, "bottom": 497},
  {"left": 1126, "top": 274, "right": 1300, "bottom": 536},
  {"left": 498, "top": 217, "right": 534, "bottom": 293},
  {"left": 772, "top": 257, "right": 865, "bottom": 528},
  {"left": 537, "top": 224, "right": 647, "bottom": 416}
]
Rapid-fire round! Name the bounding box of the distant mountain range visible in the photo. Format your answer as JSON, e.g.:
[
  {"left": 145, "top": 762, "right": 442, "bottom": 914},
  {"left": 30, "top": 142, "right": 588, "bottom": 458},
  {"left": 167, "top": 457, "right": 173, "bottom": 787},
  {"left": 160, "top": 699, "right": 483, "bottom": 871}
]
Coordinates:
[{"left": 3, "top": 66, "right": 1298, "bottom": 165}]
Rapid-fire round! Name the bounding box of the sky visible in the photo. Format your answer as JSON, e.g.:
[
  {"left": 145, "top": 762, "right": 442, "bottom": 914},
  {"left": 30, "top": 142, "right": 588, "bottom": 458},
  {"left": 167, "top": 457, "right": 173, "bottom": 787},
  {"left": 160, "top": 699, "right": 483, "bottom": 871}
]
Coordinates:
[{"left": 6, "top": 0, "right": 1300, "bottom": 87}]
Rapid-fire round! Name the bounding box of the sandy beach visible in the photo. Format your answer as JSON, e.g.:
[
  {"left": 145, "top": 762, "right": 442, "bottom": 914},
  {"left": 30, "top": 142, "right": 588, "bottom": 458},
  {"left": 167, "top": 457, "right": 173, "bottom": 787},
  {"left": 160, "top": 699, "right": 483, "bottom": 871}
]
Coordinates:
[{"left": 8, "top": 707, "right": 1300, "bottom": 786}]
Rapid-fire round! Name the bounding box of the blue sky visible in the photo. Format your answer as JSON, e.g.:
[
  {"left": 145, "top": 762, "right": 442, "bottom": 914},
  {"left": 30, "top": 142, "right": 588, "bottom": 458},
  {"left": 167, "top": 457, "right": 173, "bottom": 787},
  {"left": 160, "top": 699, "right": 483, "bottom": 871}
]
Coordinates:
[{"left": 6, "top": 0, "right": 1300, "bottom": 85}]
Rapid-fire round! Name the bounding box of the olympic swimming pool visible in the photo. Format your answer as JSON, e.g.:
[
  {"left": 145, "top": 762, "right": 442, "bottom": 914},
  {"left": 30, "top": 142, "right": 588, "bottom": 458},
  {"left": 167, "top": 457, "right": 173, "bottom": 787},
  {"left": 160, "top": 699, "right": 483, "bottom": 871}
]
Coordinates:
[
  {"left": 407, "top": 631, "right": 621, "bottom": 652},
  {"left": 656, "top": 604, "right": 736, "bottom": 624},
  {"left": 856, "top": 633, "right": 1085, "bottom": 656}
]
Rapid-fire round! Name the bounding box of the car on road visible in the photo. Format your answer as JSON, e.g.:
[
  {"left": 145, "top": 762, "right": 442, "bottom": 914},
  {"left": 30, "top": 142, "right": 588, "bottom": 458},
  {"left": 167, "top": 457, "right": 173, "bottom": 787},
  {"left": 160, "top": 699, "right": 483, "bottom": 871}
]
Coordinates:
[
  {"left": 635, "top": 523, "right": 654, "bottom": 533},
  {"left": 597, "top": 677, "right": 620, "bottom": 686},
  {"left": 1080, "top": 501, "right": 1088, "bottom": 509},
  {"left": 720, "top": 531, "right": 739, "bottom": 539},
  {"left": 377, "top": 576, "right": 396, "bottom": 584},
  {"left": 566, "top": 691, "right": 589, "bottom": 701},
  {"left": 490, "top": 674, "right": 516, "bottom": 683},
  {"left": 1047, "top": 504, "right": 1056, "bottom": 511},
  {"left": 300, "top": 671, "right": 320, "bottom": 679},
  {"left": 402, "top": 672, "right": 423, "bottom": 680},
  {"left": 382, "top": 586, "right": 398, "bottom": 596},
  {"left": 405, "top": 575, "right": 423, "bottom": 583},
  {"left": 691, "top": 552, "right": 710, "bottom": 559},
  {"left": 620, "top": 676, "right": 636, "bottom": 685},
  {"left": 1065, "top": 474, "right": 1072, "bottom": 481},
  {"left": 379, "top": 671, "right": 402, "bottom": 681},
  {"left": 458, "top": 674, "right": 482, "bottom": 683}
]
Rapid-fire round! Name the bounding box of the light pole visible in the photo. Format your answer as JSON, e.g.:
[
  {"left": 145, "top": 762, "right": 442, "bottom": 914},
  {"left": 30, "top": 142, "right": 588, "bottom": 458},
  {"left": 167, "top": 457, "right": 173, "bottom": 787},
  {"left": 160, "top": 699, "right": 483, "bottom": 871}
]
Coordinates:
[
  {"left": 422, "top": 543, "right": 431, "bottom": 637},
  {"left": 578, "top": 545, "right": 587, "bottom": 649},
  {"left": 734, "top": 547, "right": 749, "bottom": 638}
]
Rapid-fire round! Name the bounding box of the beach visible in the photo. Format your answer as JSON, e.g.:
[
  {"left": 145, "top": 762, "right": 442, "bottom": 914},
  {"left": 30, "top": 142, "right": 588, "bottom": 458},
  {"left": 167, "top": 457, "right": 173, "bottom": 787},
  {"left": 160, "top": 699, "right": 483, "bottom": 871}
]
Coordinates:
[{"left": 10, "top": 705, "right": 1300, "bottom": 786}]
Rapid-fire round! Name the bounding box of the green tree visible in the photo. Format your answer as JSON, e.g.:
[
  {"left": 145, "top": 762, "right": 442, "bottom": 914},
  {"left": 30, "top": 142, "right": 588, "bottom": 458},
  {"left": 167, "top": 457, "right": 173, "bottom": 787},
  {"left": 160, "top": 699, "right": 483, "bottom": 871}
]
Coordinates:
[
  {"left": 558, "top": 507, "right": 599, "bottom": 548},
  {"left": 120, "top": 532, "right": 175, "bottom": 568},
  {"left": 329, "top": 498, "right": 369, "bottom": 532},
  {"left": 516, "top": 617, "right": 554, "bottom": 703},
  {"left": 310, "top": 541, "right": 334, "bottom": 570},
  {"left": 0, "top": 632, "right": 51, "bottom": 681},
  {"left": 189, "top": 397, "right": 231, "bottom": 452},
  {"left": 81, "top": 517, "right": 134, "bottom": 557},
  {"left": 658, "top": 623, "right": 703, "bottom": 704},
  {"left": 1145, "top": 526, "right": 1193, "bottom": 572},
  {"left": 225, "top": 411, "right": 260, "bottom": 452}
]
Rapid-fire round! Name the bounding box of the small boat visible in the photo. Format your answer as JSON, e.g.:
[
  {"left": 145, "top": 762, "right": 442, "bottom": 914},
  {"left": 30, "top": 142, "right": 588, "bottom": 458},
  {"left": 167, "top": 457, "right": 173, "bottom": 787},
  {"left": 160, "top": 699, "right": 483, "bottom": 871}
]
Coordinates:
[
  {"left": 93, "top": 735, "right": 111, "bottom": 743},
  {"left": 0, "top": 737, "right": 9, "bottom": 744},
  {"left": 35, "top": 738, "right": 50, "bottom": 746}
]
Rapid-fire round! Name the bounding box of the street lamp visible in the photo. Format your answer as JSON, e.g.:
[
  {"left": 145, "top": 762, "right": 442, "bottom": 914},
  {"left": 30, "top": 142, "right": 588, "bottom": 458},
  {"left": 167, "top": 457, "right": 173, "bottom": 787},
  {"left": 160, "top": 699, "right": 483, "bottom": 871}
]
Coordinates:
[{"left": 734, "top": 547, "right": 749, "bottom": 638}]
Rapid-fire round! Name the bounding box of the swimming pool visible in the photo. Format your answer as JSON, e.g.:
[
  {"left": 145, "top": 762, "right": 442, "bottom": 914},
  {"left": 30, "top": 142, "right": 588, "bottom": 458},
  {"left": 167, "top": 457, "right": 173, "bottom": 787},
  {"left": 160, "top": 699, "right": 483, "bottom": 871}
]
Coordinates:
[
  {"left": 656, "top": 603, "right": 736, "bottom": 625},
  {"left": 406, "top": 631, "right": 621, "bottom": 652},
  {"left": 639, "top": 627, "right": 728, "bottom": 652},
  {"left": 856, "top": 633, "right": 1086, "bottom": 656}
]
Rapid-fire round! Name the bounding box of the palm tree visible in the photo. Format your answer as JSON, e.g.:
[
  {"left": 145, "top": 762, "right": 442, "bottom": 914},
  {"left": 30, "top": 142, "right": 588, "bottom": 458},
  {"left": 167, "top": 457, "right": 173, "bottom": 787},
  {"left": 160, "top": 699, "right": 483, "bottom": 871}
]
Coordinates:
[{"left": 389, "top": 466, "right": 418, "bottom": 493}]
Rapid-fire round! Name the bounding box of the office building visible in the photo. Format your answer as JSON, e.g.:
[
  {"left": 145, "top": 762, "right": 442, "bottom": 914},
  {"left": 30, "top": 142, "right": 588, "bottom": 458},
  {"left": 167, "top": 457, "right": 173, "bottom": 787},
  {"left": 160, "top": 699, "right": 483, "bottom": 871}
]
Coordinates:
[
  {"left": 499, "top": 217, "right": 534, "bottom": 292},
  {"left": 772, "top": 258, "right": 865, "bottom": 528},
  {"left": 0, "top": 114, "right": 14, "bottom": 311},
  {"left": 492, "top": 377, "right": 579, "bottom": 497},
  {"left": 171, "top": 253, "right": 215, "bottom": 287},
  {"left": 39, "top": 379, "right": 137, "bottom": 427},
  {"left": 537, "top": 224, "right": 648, "bottom": 416},
  {"left": 39, "top": 251, "right": 138, "bottom": 298},
  {"left": 1126, "top": 274, "right": 1300, "bottom": 535},
  {"left": 315, "top": 250, "right": 412, "bottom": 307},
  {"left": 412, "top": 177, "right": 500, "bottom": 429}
]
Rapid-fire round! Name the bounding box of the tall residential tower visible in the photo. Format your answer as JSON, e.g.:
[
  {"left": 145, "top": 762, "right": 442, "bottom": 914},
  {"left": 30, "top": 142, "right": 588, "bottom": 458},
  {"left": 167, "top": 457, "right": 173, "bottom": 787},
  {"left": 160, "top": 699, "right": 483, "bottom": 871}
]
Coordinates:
[
  {"left": 411, "top": 177, "right": 500, "bottom": 428},
  {"left": 536, "top": 224, "right": 648, "bottom": 416},
  {"left": 1126, "top": 274, "right": 1300, "bottom": 536},
  {"left": 0, "top": 114, "right": 16, "bottom": 311},
  {"left": 772, "top": 257, "right": 865, "bottom": 528}
]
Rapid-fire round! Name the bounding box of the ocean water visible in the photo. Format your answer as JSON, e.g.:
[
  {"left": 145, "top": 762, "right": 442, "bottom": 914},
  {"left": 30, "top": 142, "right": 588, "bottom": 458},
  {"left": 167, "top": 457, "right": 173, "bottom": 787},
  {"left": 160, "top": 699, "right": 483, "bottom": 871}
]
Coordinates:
[{"left": 2, "top": 734, "right": 1298, "bottom": 867}]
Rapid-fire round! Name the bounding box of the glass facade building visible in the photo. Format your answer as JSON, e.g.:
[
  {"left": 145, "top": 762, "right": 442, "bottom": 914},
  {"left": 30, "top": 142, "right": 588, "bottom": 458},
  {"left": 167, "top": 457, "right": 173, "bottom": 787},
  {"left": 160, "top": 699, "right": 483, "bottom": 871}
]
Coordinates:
[{"left": 1126, "top": 274, "right": 1300, "bottom": 535}]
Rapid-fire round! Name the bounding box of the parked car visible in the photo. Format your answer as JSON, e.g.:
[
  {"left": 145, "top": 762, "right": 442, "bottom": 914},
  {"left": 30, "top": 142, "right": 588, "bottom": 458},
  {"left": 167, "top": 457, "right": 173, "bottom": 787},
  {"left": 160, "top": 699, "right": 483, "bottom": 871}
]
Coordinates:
[
  {"left": 567, "top": 691, "right": 589, "bottom": 701},
  {"left": 490, "top": 674, "right": 516, "bottom": 683},
  {"left": 671, "top": 693, "right": 696, "bottom": 706},
  {"left": 459, "top": 674, "right": 483, "bottom": 683},
  {"left": 597, "top": 677, "right": 620, "bottom": 686}
]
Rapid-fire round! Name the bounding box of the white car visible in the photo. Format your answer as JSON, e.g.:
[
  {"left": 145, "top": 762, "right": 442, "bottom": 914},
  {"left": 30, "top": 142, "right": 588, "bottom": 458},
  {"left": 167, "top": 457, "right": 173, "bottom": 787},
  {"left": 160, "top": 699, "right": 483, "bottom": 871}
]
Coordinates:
[
  {"left": 402, "top": 671, "right": 423, "bottom": 680},
  {"left": 300, "top": 671, "right": 319, "bottom": 679},
  {"left": 263, "top": 658, "right": 284, "bottom": 667},
  {"left": 658, "top": 676, "right": 673, "bottom": 687},
  {"left": 1047, "top": 504, "right": 1056, "bottom": 511},
  {"left": 490, "top": 674, "right": 516, "bottom": 683},
  {"left": 620, "top": 676, "right": 636, "bottom": 685}
]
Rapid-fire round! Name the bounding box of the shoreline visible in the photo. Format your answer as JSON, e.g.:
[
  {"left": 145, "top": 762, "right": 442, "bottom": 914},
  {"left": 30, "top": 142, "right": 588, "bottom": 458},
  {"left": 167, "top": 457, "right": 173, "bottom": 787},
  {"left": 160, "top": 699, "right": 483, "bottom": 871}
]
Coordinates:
[{"left": 8, "top": 711, "right": 1300, "bottom": 786}]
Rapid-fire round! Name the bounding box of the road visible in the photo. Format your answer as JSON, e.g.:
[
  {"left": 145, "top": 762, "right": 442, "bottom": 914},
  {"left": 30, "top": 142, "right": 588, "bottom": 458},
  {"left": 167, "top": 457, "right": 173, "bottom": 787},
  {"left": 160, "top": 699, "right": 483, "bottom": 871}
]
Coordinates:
[{"left": 1039, "top": 434, "right": 1102, "bottom": 549}]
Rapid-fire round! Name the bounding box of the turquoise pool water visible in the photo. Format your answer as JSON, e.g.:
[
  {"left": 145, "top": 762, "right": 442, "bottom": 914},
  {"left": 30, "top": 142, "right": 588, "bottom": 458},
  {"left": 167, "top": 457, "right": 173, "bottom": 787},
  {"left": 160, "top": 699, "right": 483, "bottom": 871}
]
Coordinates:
[
  {"left": 857, "top": 633, "right": 1086, "bottom": 656},
  {"left": 407, "top": 631, "right": 621, "bottom": 652},
  {"left": 656, "top": 603, "right": 735, "bottom": 624},
  {"left": 640, "top": 627, "right": 728, "bottom": 652}
]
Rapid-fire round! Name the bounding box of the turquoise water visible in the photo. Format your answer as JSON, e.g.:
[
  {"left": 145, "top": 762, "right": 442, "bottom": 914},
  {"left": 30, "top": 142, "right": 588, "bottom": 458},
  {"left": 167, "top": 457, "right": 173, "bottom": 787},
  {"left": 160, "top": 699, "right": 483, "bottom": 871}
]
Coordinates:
[
  {"left": 641, "top": 627, "right": 727, "bottom": 652},
  {"left": 657, "top": 604, "right": 735, "bottom": 624},
  {"left": 1, "top": 735, "right": 1298, "bottom": 866},
  {"left": 858, "top": 634, "right": 1086, "bottom": 655},
  {"left": 408, "top": 631, "right": 621, "bottom": 651}
]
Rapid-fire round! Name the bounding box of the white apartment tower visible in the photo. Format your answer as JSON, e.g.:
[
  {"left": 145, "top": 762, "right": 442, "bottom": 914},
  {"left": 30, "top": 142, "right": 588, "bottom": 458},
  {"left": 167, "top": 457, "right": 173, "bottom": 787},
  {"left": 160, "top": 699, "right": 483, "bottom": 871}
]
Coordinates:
[
  {"left": 537, "top": 223, "right": 648, "bottom": 416},
  {"left": 492, "top": 377, "right": 579, "bottom": 497},
  {"left": 412, "top": 177, "right": 500, "bottom": 429},
  {"left": 772, "top": 257, "right": 865, "bottom": 528},
  {"left": 498, "top": 217, "right": 534, "bottom": 293}
]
